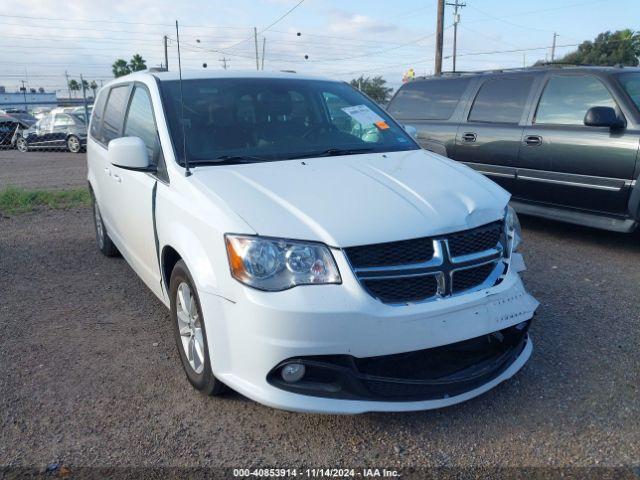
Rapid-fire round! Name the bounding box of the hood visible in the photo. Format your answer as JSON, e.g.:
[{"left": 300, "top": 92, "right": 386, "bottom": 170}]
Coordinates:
[{"left": 192, "top": 149, "right": 510, "bottom": 247}]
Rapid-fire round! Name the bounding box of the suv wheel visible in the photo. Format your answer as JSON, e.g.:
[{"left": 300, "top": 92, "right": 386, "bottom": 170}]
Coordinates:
[
  {"left": 16, "top": 137, "right": 28, "bottom": 152},
  {"left": 91, "top": 193, "right": 118, "bottom": 257},
  {"left": 67, "top": 135, "right": 81, "bottom": 153},
  {"left": 170, "top": 260, "right": 226, "bottom": 396}
]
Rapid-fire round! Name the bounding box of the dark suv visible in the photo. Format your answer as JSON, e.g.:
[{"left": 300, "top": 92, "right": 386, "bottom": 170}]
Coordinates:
[{"left": 387, "top": 66, "right": 640, "bottom": 232}]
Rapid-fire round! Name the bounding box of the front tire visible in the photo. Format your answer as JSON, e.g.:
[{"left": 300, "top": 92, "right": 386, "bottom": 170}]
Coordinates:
[
  {"left": 91, "top": 192, "right": 118, "bottom": 257},
  {"left": 67, "top": 135, "right": 81, "bottom": 153},
  {"left": 170, "top": 260, "right": 225, "bottom": 396},
  {"left": 16, "top": 137, "right": 28, "bottom": 152}
]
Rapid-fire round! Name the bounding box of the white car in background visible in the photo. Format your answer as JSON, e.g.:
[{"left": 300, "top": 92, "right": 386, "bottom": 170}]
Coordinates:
[{"left": 87, "top": 70, "right": 538, "bottom": 414}]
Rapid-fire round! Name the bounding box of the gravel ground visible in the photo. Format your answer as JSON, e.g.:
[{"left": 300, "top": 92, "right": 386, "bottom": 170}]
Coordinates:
[
  {"left": 0, "top": 150, "right": 87, "bottom": 190},
  {"left": 1, "top": 207, "right": 639, "bottom": 476}
]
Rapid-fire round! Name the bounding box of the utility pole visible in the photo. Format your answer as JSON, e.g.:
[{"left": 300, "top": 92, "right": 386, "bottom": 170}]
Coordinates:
[
  {"left": 20, "top": 80, "right": 27, "bottom": 110},
  {"left": 551, "top": 32, "right": 558, "bottom": 62},
  {"left": 80, "top": 74, "right": 90, "bottom": 124},
  {"left": 164, "top": 35, "right": 169, "bottom": 70},
  {"left": 65, "top": 70, "right": 71, "bottom": 99},
  {"left": 261, "top": 37, "right": 266, "bottom": 70},
  {"left": 219, "top": 57, "right": 229, "bottom": 70},
  {"left": 254, "top": 27, "right": 260, "bottom": 71},
  {"left": 435, "top": 0, "right": 445, "bottom": 75},
  {"left": 446, "top": 0, "right": 465, "bottom": 73}
]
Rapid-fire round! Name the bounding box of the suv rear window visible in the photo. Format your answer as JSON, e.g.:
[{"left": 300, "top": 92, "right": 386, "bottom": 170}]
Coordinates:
[
  {"left": 468, "top": 76, "right": 533, "bottom": 124},
  {"left": 387, "top": 78, "right": 470, "bottom": 120},
  {"left": 101, "top": 85, "right": 130, "bottom": 144}
]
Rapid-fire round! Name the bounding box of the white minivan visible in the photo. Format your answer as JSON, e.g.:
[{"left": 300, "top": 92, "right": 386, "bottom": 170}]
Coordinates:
[{"left": 87, "top": 70, "right": 538, "bottom": 414}]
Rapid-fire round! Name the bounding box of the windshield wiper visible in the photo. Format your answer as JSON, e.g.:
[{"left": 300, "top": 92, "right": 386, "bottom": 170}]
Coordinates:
[
  {"left": 287, "top": 147, "right": 375, "bottom": 160},
  {"left": 189, "top": 155, "right": 269, "bottom": 166}
]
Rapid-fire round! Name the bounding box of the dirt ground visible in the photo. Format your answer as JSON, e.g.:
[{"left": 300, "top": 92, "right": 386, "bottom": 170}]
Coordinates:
[
  {"left": 1, "top": 205, "right": 639, "bottom": 476},
  {"left": 0, "top": 150, "right": 87, "bottom": 190}
]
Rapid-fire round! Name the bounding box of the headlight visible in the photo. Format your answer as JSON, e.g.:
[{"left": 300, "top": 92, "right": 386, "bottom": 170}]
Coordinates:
[
  {"left": 225, "top": 235, "right": 341, "bottom": 291},
  {"left": 505, "top": 205, "right": 522, "bottom": 251}
]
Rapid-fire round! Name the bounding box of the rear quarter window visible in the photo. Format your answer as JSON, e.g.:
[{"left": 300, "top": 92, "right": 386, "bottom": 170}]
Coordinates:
[{"left": 387, "top": 78, "right": 470, "bottom": 120}]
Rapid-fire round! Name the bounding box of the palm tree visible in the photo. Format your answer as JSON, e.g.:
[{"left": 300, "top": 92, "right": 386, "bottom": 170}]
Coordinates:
[
  {"left": 112, "top": 59, "right": 131, "bottom": 78},
  {"left": 68, "top": 79, "right": 80, "bottom": 98},
  {"left": 129, "top": 54, "right": 147, "bottom": 72},
  {"left": 90, "top": 81, "right": 98, "bottom": 99}
]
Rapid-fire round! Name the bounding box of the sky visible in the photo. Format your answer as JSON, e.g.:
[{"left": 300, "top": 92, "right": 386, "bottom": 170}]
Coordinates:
[{"left": 0, "top": 0, "right": 638, "bottom": 96}]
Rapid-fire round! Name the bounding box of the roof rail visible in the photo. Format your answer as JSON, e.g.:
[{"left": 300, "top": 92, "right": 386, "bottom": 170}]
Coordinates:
[
  {"left": 414, "top": 62, "right": 629, "bottom": 80},
  {"left": 148, "top": 67, "right": 168, "bottom": 72}
]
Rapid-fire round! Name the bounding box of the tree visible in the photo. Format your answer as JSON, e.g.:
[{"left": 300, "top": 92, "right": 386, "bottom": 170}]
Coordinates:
[
  {"left": 129, "top": 54, "right": 147, "bottom": 72},
  {"left": 349, "top": 76, "right": 393, "bottom": 104},
  {"left": 68, "top": 79, "right": 80, "bottom": 98},
  {"left": 38, "top": 87, "right": 45, "bottom": 93},
  {"left": 112, "top": 59, "right": 131, "bottom": 78},
  {"left": 558, "top": 29, "right": 640, "bottom": 66},
  {"left": 90, "top": 81, "right": 98, "bottom": 98}
]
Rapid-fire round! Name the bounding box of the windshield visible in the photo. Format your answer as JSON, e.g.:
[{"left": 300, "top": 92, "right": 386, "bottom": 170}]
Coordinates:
[
  {"left": 618, "top": 72, "right": 640, "bottom": 112},
  {"left": 159, "top": 78, "right": 417, "bottom": 165}
]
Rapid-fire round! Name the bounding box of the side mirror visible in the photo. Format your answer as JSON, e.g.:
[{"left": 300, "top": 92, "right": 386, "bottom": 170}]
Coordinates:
[
  {"left": 584, "top": 106, "right": 625, "bottom": 130},
  {"left": 108, "top": 137, "right": 154, "bottom": 172},
  {"left": 404, "top": 124, "right": 418, "bottom": 139}
]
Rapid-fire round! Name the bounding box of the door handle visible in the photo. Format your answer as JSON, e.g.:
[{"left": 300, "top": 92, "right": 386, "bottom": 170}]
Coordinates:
[
  {"left": 103, "top": 167, "right": 111, "bottom": 176},
  {"left": 462, "top": 132, "right": 477, "bottom": 143},
  {"left": 524, "top": 135, "right": 543, "bottom": 146},
  {"left": 112, "top": 173, "right": 122, "bottom": 183}
]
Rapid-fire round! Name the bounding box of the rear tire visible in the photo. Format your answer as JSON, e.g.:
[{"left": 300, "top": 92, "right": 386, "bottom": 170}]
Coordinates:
[
  {"left": 67, "top": 135, "right": 81, "bottom": 153},
  {"left": 16, "top": 137, "right": 28, "bottom": 152},
  {"left": 170, "top": 260, "right": 226, "bottom": 396},
  {"left": 91, "top": 192, "right": 118, "bottom": 257}
]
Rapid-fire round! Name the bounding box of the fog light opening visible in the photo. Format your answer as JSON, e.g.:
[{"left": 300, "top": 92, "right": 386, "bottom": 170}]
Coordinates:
[{"left": 281, "top": 363, "right": 306, "bottom": 383}]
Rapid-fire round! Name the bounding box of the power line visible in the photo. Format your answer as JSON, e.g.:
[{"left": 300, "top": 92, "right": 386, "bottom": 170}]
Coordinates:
[{"left": 226, "top": 0, "right": 306, "bottom": 51}]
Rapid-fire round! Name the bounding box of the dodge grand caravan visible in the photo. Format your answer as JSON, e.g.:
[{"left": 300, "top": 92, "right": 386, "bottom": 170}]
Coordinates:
[
  {"left": 387, "top": 66, "right": 640, "bottom": 232},
  {"left": 87, "top": 70, "right": 538, "bottom": 413}
]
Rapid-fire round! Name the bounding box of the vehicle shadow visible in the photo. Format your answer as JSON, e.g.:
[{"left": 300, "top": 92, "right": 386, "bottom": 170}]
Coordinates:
[{"left": 518, "top": 213, "right": 640, "bottom": 253}]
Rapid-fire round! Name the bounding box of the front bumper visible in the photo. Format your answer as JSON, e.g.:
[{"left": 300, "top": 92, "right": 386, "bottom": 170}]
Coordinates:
[{"left": 199, "top": 254, "right": 538, "bottom": 413}]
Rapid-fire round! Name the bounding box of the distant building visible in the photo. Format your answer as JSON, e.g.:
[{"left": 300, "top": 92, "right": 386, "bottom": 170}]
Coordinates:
[{"left": 0, "top": 91, "right": 58, "bottom": 110}]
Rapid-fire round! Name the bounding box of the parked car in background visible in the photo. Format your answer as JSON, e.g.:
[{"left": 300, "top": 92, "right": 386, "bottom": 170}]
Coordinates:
[
  {"left": 16, "top": 111, "right": 87, "bottom": 153},
  {"left": 387, "top": 66, "right": 640, "bottom": 232},
  {"left": 1, "top": 109, "right": 37, "bottom": 127},
  {"left": 0, "top": 113, "right": 34, "bottom": 148},
  {"left": 87, "top": 70, "right": 538, "bottom": 413}
]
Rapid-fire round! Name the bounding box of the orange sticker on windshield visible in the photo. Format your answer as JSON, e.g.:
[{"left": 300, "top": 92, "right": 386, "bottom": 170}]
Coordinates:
[{"left": 375, "top": 121, "right": 389, "bottom": 130}]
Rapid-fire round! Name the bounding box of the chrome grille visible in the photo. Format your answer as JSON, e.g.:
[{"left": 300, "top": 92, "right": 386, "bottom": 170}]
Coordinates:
[{"left": 345, "top": 221, "right": 506, "bottom": 305}]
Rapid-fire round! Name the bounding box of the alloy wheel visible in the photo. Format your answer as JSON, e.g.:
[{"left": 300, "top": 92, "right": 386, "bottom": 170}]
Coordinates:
[
  {"left": 68, "top": 136, "right": 80, "bottom": 153},
  {"left": 16, "top": 138, "right": 27, "bottom": 152},
  {"left": 175, "top": 282, "right": 205, "bottom": 374}
]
